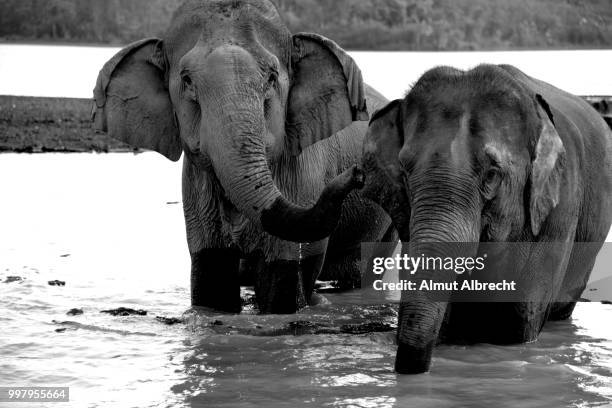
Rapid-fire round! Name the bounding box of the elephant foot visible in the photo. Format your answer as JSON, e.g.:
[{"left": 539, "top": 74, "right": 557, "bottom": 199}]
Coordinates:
[
  {"left": 255, "top": 260, "right": 307, "bottom": 314},
  {"left": 191, "top": 248, "right": 241, "bottom": 313}
]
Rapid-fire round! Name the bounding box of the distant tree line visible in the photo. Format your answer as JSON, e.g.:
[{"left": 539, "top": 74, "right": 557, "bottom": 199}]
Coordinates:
[
  {"left": 0, "top": 0, "right": 181, "bottom": 44},
  {"left": 1, "top": 0, "right": 611, "bottom": 50}
]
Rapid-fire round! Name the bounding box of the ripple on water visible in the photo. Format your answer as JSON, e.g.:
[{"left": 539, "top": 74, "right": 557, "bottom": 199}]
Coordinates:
[{"left": 2, "top": 283, "right": 612, "bottom": 407}]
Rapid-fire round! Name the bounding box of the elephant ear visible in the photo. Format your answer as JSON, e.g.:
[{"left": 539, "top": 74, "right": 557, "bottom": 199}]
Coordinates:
[
  {"left": 529, "top": 94, "right": 566, "bottom": 236},
  {"left": 92, "top": 38, "right": 182, "bottom": 161},
  {"left": 363, "top": 99, "right": 405, "bottom": 182},
  {"left": 286, "top": 33, "right": 369, "bottom": 155}
]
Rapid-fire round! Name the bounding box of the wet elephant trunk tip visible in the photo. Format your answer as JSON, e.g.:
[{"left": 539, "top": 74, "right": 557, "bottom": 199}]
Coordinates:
[
  {"left": 395, "top": 341, "right": 435, "bottom": 374},
  {"left": 260, "top": 165, "right": 365, "bottom": 242}
]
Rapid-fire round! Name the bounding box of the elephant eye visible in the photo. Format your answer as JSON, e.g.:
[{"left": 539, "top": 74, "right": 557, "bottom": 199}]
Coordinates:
[
  {"left": 265, "top": 69, "right": 278, "bottom": 94},
  {"left": 485, "top": 168, "right": 499, "bottom": 183},
  {"left": 180, "top": 71, "right": 197, "bottom": 101},
  {"left": 181, "top": 72, "right": 193, "bottom": 87},
  {"left": 482, "top": 167, "right": 502, "bottom": 199}
]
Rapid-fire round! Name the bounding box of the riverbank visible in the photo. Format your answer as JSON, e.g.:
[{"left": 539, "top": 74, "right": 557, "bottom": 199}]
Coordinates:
[
  {"left": 0, "top": 95, "right": 134, "bottom": 153},
  {"left": 585, "top": 95, "right": 612, "bottom": 128},
  {"left": 1, "top": 94, "right": 610, "bottom": 154}
]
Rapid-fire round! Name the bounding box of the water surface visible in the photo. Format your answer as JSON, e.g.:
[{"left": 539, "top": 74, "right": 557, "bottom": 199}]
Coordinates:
[
  {"left": 1, "top": 45, "right": 612, "bottom": 99},
  {"left": 1, "top": 154, "right": 612, "bottom": 407}
]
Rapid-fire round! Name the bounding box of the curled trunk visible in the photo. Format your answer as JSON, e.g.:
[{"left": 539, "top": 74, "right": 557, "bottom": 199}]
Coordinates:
[
  {"left": 260, "top": 166, "right": 364, "bottom": 242},
  {"left": 205, "top": 90, "right": 363, "bottom": 243}
]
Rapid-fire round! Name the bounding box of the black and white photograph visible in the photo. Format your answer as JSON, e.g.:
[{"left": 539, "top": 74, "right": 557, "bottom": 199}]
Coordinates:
[{"left": 1, "top": 0, "right": 612, "bottom": 407}]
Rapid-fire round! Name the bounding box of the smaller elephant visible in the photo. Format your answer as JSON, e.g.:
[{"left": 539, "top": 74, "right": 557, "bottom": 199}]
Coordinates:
[
  {"left": 362, "top": 64, "right": 612, "bottom": 373},
  {"left": 304, "top": 64, "right": 612, "bottom": 374}
]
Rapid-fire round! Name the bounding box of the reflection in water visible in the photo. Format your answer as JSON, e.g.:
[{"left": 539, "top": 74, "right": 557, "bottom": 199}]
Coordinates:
[{"left": 0, "top": 154, "right": 611, "bottom": 407}]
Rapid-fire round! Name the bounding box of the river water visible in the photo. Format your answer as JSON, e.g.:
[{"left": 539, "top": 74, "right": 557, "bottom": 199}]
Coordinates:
[
  {"left": 0, "top": 45, "right": 612, "bottom": 99},
  {"left": 1, "top": 45, "right": 612, "bottom": 407},
  {"left": 1, "top": 153, "right": 611, "bottom": 408}
]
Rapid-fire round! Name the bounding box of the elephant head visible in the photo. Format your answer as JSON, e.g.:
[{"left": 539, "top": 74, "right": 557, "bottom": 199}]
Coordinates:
[
  {"left": 362, "top": 65, "right": 566, "bottom": 373},
  {"left": 92, "top": 0, "right": 367, "bottom": 242}
]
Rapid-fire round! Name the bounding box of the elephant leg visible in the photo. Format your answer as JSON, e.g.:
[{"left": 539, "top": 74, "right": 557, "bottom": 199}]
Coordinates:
[
  {"left": 300, "top": 239, "right": 328, "bottom": 304},
  {"left": 319, "top": 245, "right": 362, "bottom": 289},
  {"left": 549, "top": 242, "right": 603, "bottom": 321},
  {"left": 361, "top": 224, "right": 399, "bottom": 289},
  {"left": 444, "top": 302, "right": 549, "bottom": 345},
  {"left": 320, "top": 195, "right": 392, "bottom": 288},
  {"left": 239, "top": 252, "right": 261, "bottom": 286},
  {"left": 191, "top": 247, "right": 241, "bottom": 313},
  {"left": 255, "top": 258, "right": 306, "bottom": 314},
  {"left": 439, "top": 302, "right": 479, "bottom": 344},
  {"left": 484, "top": 302, "right": 550, "bottom": 344},
  {"left": 447, "top": 298, "right": 551, "bottom": 345},
  {"left": 549, "top": 302, "right": 577, "bottom": 321},
  {"left": 254, "top": 239, "right": 328, "bottom": 313},
  {"left": 183, "top": 159, "right": 241, "bottom": 312}
]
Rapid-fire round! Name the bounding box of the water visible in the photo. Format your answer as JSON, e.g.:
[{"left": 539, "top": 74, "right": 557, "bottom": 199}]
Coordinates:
[
  {"left": 1, "top": 45, "right": 612, "bottom": 99},
  {"left": 1, "top": 44, "right": 612, "bottom": 407},
  {"left": 1, "top": 153, "right": 612, "bottom": 408}
]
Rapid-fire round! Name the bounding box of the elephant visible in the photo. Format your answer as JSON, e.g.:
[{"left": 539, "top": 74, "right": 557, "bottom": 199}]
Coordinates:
[
  {"left": 359, "top": 64, "right": 612, "bottom": 373},
  {"left": 301, "top": 63, "right": 612, "bottom": 373},
  {"left": 92, "top": 0, "right": 393, "bottom": 314}
]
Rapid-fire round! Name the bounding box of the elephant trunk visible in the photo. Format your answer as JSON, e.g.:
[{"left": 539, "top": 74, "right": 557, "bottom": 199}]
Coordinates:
[
  {"left": 395, "top": 172, "right": 480, "bottom": 374},
  {"left": 204, "top": 88, "right": 362, "bottom": 243}
]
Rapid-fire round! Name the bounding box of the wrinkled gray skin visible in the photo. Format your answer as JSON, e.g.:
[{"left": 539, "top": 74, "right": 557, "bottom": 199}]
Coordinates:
[
  {"left": 92, "top": 0, "right": 392, "bottom": 313},
  {"left": 359, "top": 64, "right": 612, "bottom": 373}
]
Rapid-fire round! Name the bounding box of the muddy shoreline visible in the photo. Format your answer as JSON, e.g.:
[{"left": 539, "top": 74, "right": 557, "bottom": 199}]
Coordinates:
[
  {"left": 0, "top": 95, "right": 136, "bottom": 153},
  {"left": 1, "top": 95, "right": 611, "bottom": 154}
]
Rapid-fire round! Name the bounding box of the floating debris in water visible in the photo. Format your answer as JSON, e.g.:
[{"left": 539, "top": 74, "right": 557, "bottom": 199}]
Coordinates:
[
  {"left": 340, "top": 322, "right": 394, "bottom": 334},
  {"left": 166, "top": 201, "right": 180, "bottom": 205},
  {"left": 60, "top": 254, "right": 71, "bottom": 258},
  {"left": 52, "top": 320, "right": 155, "bottom": 336},
  {"left": 287, "top": 320, "right": 323, "bottom": 335},
  {"left": 101, "top": 307, "right": 147, "bottom": 316},
  {"left": 4, "top": 276, "right": 24, "bottom": 283},
  {"left": 67, "top": 308, "right": 83, "bottom": 316},
  {"left": 156, "top": 316, "right": 183, "bottom": 325},
  {"left": 55, "top": 328, "right": 67, "bottom": 333},
  {"left": 48, "top": 280, "right": 66, "bottom": 286},
  {"left": 229, "top": 320, "right": 396, "bottom": 337}
]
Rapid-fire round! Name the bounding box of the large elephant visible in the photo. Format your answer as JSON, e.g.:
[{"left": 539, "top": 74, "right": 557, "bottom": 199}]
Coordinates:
[
  {"left": 354, "top": 64, "right": 612, "bottom": 373},
  {"left": 92, "top": 0, "right": 392, "bottom": 314}
]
